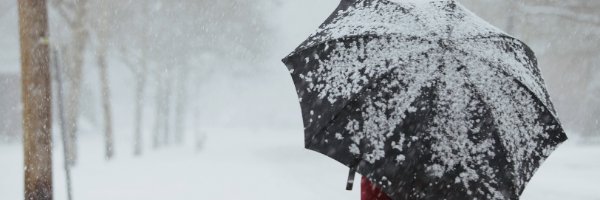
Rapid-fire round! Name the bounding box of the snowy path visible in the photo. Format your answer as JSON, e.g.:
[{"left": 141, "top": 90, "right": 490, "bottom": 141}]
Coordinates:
[{"left": 1, "top": 129, "right": 598, "bottom": 200}]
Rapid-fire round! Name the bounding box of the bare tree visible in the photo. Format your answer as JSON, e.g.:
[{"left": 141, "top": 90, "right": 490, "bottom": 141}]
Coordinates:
[
  {"left": 91, "top": 0, "right": 114, "bottom": 160},
  {"left": 96, "top": 27, "right": 113, "bottom": 159},
  {"left": 51, "top": 47, "right": 73, "bottom": 200},
  {"left": 150, "top": 0, "right": 273, "bottom": 148},
  {"left": 111, "top": 0, "right": 151, "bottom": 155},
  {"left": 163, "top": 72, "right": 173, "bottom": 145},
  {"left": 51, "top": 0, "right": 89, "bottom": 165},
  {"left": 133, "top": 1, "right": 150, "bottom": 155},
  {"left": 174, "top": 64, "right": 189, "bottom": 144},
  {"left": 80, "top": 0, "right": 275, "bottom": 152},
  {"left": 120, "top": 41, "right": 148, "bottom": 153},
  {"left": 18, "top": 0, "right": 53, "bottom": 199},
  {"left": 133, "top": 50, "right": 148, "bottom": 155},
  {"left": 153, "top": 70, "right": 167, "bottom": 148}
]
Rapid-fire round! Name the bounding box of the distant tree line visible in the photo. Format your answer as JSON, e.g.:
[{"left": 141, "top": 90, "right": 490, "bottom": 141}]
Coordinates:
[{"left": 47, "top": 0, "right": 273, "bottom": 163}]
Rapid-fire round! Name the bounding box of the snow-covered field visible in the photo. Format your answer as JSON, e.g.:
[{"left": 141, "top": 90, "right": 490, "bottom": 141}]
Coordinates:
[
  {"left": 0, "top": 128, "right": 360, "bottom": 200},
  {"left": 1, "top": 129, "right": 598, "bottom": 200}
]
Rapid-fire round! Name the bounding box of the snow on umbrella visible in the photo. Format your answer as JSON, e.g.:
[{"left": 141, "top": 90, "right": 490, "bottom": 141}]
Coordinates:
[{"left": 281, "top": 0, "right": 568, "bottom": 199}]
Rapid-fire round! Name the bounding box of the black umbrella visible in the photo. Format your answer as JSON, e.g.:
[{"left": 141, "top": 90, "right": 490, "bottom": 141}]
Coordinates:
[{"left": 281, "top": 0, "right": 568, "bottom": 199}]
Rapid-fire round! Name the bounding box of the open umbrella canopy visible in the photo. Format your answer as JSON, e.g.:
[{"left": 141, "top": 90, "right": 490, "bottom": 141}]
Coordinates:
[{"left": 282, "top": 0, "right": 568, "bottom": 199}]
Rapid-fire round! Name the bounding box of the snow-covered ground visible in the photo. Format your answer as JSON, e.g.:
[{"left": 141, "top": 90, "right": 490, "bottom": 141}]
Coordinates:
[
  {"left": 0, "top": 127, "right": 360, "bottom": 200},
  {"left": 519, "top": 134, "right": 600, "bottom": 200},
  {"left": 0, "top": 129, "right": 598, "bottom": 200}
]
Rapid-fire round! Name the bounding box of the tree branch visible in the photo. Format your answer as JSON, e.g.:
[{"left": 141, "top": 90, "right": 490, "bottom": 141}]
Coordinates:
[
  {"left": 120, "top": 45, "right": 140, "bottom": 74},
  {"left": 53, "top": 0, "right": 76, "bottom": 11},
  {"left": 53, "top": 4, "right": 77, "bottom": 28},
  {"left": 520, "top": 5, "right": 600, "bottom": 26}
]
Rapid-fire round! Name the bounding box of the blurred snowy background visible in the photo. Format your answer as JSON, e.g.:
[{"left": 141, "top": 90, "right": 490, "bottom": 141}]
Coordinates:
[{"left": 1, "top": 0, "right": 599, "bottom": 199}]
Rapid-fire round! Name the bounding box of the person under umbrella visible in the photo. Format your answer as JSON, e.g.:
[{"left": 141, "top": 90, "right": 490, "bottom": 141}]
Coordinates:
[{"left": 282, "top": 0, "right": 568, "bottom": 199}]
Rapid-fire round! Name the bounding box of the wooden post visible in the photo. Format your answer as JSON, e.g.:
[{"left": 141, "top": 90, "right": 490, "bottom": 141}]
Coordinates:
[{"left": 18, "top": 0, "right": 53, "bottom": 199}]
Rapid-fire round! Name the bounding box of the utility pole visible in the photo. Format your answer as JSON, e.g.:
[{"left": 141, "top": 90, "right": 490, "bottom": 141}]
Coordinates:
[{"left": 18, "top": 0, "right": 53, "bottom": 199}]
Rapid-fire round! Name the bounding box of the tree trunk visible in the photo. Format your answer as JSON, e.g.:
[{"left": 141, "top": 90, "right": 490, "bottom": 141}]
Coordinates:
[
  {"left": 52, "top": 48, "right": 73, "bottom": 200},
  {"left": 133, "top": 66, "right": 146, "bottom": 155},
  {"left": 18, "top": 0, "right": 53, "bottom": 199},
  {"left": 133, "top": 1, "right": 148, "bottom": 155},
  {"left": 134, "top": 1, "right": 149, "bottom": 155},
  {"left": 163, "top": 74, "right": 173, "bottom": 145},
  {"left": 194, "top": 98, "right": 204, "bottom": 152},
  {"left": 174, "top": 66, "right": 188, "bottom": 144},
  {"left": 98, "top": 41, "right": 113, "bottom": 159},
  {"left": 153, "top": 73, "right": 164, "bottom": 149},
  {"left": 193, "top": 73, "right": 205, "bottom": 152},
  {"left": 65, "top": 0, "right": 88, "bottom": 166},
  {"left": 95, "top": 8, "right": 114, "bottom": 159}
]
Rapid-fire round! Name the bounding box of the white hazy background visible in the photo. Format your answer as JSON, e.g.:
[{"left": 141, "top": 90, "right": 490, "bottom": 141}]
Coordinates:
[{"left": 1, "top": 0, "right": 599, "bottom": 199}]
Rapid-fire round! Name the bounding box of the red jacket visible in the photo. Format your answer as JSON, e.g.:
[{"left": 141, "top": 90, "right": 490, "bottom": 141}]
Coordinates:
[{"left": 361, "top": 177, "right": 392, "bottom": 200}]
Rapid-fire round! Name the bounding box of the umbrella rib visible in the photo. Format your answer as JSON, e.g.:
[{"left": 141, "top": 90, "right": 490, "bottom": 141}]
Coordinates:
[
  {"left": 451, "top": 43, "right": 560, "bottom": 125},
  {"left": 457, "top": 67, "right": 521, "bottom": 195},
  {"left": 454, "top": 44, "right": 560, "bottom": 123}
]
